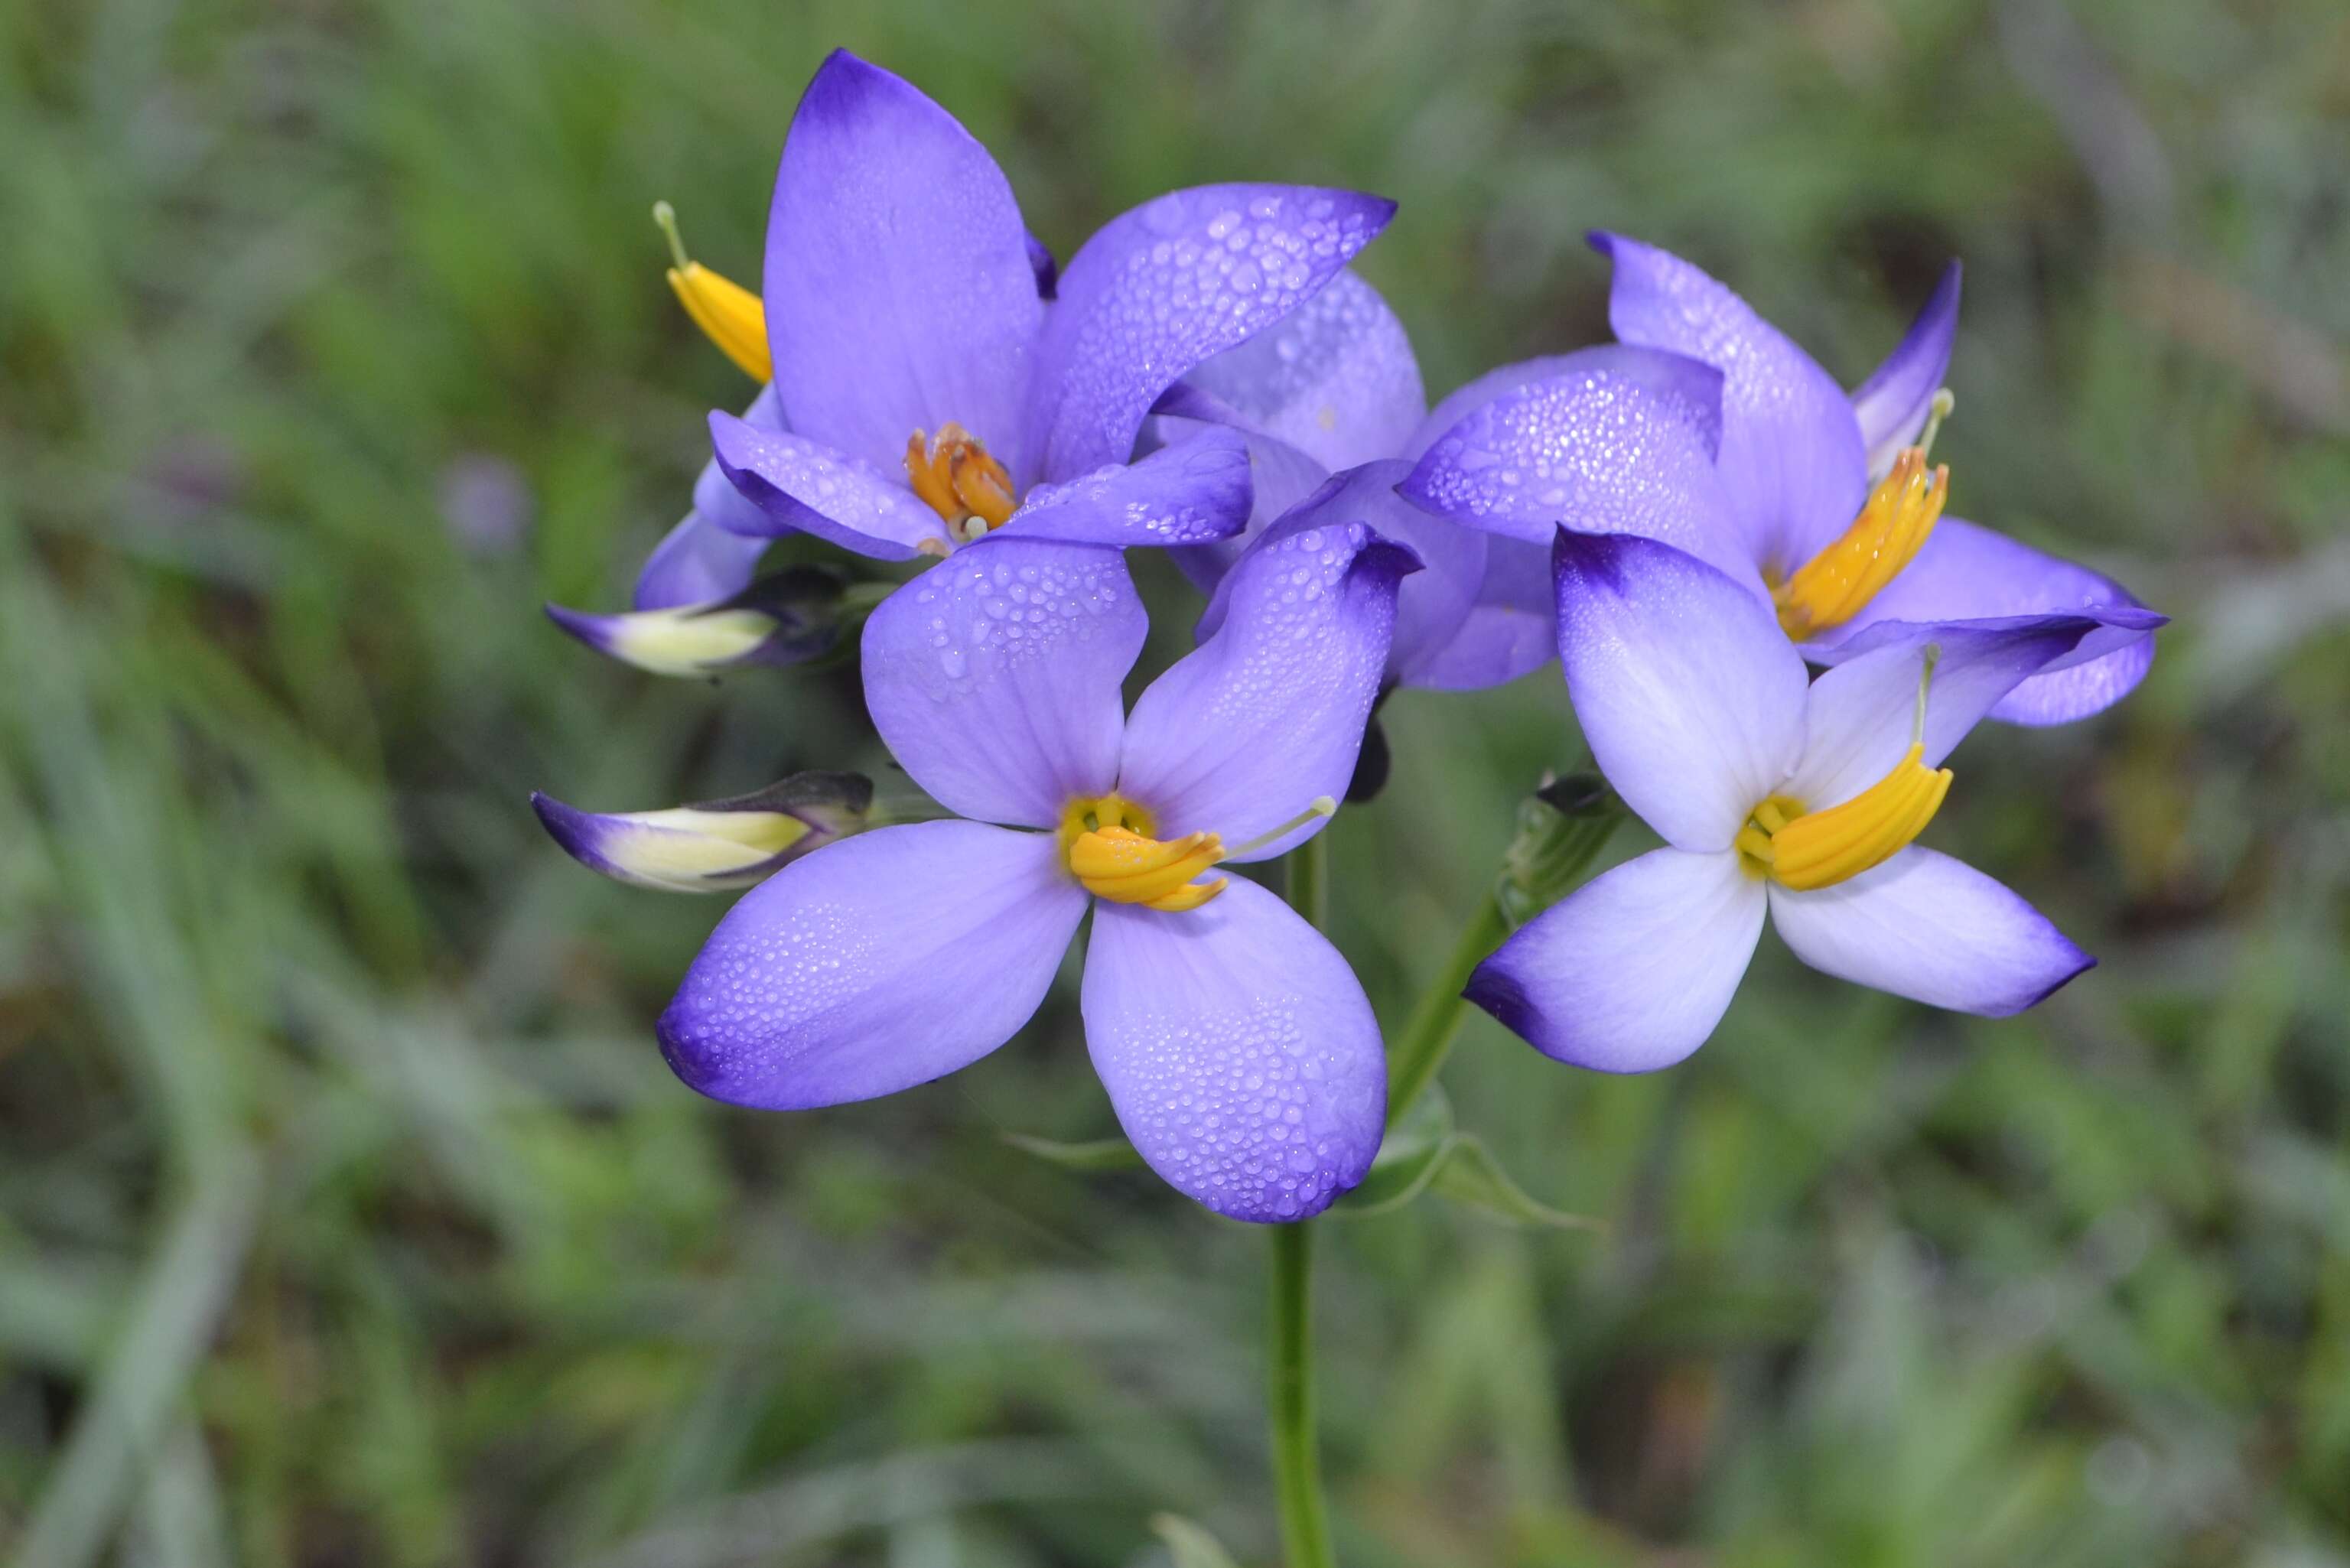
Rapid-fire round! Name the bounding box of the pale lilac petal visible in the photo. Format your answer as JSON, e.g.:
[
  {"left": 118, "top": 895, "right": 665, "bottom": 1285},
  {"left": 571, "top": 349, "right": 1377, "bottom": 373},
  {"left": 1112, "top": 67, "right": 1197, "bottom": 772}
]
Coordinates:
[
  {"left": 765, "top": 51, "right": 1042, "bottom": 475},
  {"left": 1024, "top": 184, "right": 1395, "bottom": 482},
  {"left": 1082, "top": 877, "right": 1384, "bottom": 1222},
  {"left": 709, "top": 412, "right": 945, "bottom": 561},
  {"left": 1194, "top": 460, "right": 1483, "bottom": 687},
  {"left": 862, "top": 538, "right": 1144, "bottom": 828},
  {"left": 1593, "top": 233, "right": 1869, "bottom": 576},
  {"left": 997, "top": 425, "right": 1251, "bottom": 549},
  {"left": 659, "top": 823, "right": 1086, "bottom": 1108},
  {"left": 1811, "top": 517, "right": 2165, "bottom": 726},
  {"left": 1164, "top": 424, "right": 1333, "bottom": 593},
  {"left": 1850, "top": 262, "right": 1961, "bottom": 480},
  {"left": 1180, "top": 268, "right": 1425, "bottom": 472},
  {"left": 1551, "top": 531, "right": 1809, "bottom": 852},
  {"left": 633, "top": 512, "right": 770, "bottom": 610},
  {"left": 1767, "top": 847, "right": 2093, "bottom": 1015},
  {"left": 1786, "top": 616, "right": 2098, "bottom": 808},
  {"left": 1399, "top": 346, "right": 1755, "bottom": 587},
  {"left": 1118, "top": 513, "right": 1417, "bottom": 862},
  {"left": 1406, "top": 354, "right": 1593, "bottom": 459},
  {"left": 1464, "top": 847, "right": 1765, "bottom": 1073},
  {"left": 1396, "top": 535, "right": 1554, "bottom": 691}
]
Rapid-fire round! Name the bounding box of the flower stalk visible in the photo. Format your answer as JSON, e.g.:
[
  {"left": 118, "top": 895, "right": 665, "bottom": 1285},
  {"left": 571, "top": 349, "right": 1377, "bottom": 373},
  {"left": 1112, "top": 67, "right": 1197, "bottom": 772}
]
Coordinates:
[{"left": 1269, "top": 827, "right": 1335, "bottom": 1568}]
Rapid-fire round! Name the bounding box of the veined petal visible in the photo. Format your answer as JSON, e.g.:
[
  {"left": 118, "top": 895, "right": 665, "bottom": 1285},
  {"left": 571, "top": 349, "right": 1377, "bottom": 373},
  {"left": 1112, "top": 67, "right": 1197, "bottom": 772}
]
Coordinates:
[
  {"left": 765, "top": 50, "right": 1041, "bottom": 475},
  {"left": 633, "top": 512, "right": 771, "bottom": 611},
  {"left": 1399, "top": 346, "right": 1754, "bottom": 587},
  {"left": 532, "top": 772, "right": 872, "bottom": 893},
  {"left": 1179, "top": 268, "right": 1425, "bottom": 472},
  {"left": 1551, "top": 530, "right": 1809, "bottom": 853},
  {"left": 1025, "top": 184, "right": 1395, "bottom": 483},
  {"left": 1787, "top": 616, "right": 2099, "bottom": 808},
  {"left": 1593, "top": 233, "right": 1869, "bottom": 577},
  {"left": 1194, "top": 460, "right": 1483, "bottom": 688},
  {"left": 1851, "top": 262, "right": 1961, "bottom": 481},
  {"left": 862, "top": 538, "right": 1144, "bottom": 828},
  {"left": 1118, "top": 511, "right": 1417, "bottom": 861},
  {"left": 1809, "top": 516, "right": 2166, "bottom": 727},
  {"left": 1767, "top": 847, "right": 2092, "bottom": 1015},
  {"left": 1082, "top": 878, "right": 1384, "bottom": 1222},
  {"left": 709, "top": 412, "right": 946, "bottom": 560},
  {"left": 997, "top": 425, "right": 1252, "bottom": 549},
  {"left": 1395, "top": 535, "right": 1554, "bottom": 691},
  {"left": 659, "top": 822, "right": 1088, "bottom": 1108},
  {"left": 1465, "top": 847, "right": 1766, "bottom": 1072}
]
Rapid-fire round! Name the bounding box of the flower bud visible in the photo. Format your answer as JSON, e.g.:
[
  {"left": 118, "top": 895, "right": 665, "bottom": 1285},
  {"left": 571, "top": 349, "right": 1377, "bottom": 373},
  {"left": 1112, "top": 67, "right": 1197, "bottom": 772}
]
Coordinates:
[
  {"left": 545, "top": 565, "right": 852, "bottom": 677},
  {"left": 1496, "top": 771, "right": 1623, "bottom": 926},
  {"left": 532, "top": 771, "right": 874, "bottom": 893}
]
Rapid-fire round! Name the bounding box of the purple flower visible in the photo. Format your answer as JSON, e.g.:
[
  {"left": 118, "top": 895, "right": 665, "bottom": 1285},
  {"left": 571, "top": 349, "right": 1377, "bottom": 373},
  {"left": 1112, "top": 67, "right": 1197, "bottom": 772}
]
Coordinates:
[
  {"left": 532, "top": 772, "right": 872, "bottom": 893},
  {"left": 656, "top": 525, "right": 1419, "bottom": 1222},
  {"left": 1160, "top": 270, "right": 1580, "bottom": 691},
  {"left": 1466, "top": 529, "right": 2102, "bottom": 1072},
  {"left": 1404, "top": 237, "right": 2164, "bottom": 724},
  {"left": 705, "top": 50, "right": 1395, "bottom": 564}
]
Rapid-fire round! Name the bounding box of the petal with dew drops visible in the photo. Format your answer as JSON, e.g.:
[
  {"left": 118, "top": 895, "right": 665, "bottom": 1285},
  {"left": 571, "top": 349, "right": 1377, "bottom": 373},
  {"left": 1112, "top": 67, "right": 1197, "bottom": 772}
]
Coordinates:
[
  {"left": 1593, "top": 233, "right": 1869, "bottom": 577},
  {"left": 863, "top": 537, "right": 1145, "bottom": 830},
  {"left": 1180, "top": 268, "right": 1426, "bottom": 473},
  {"left": 1025, "top": 184, "right": 1395, "bottom": 483},
  {"left": 659, "top": 821, "right": 1088, "bottom": 1108},
  {"left": 764, "top": 51, "right": 1042, "bottom": 476},
  {"left": 997, "top": 425, "right": 1252, "bottom": 550},
  {"left": 1551, "top": 530, "right": 1809, "bottom": 854},
  {"left": 1082, "top": 878, "right": 1385, "bottom": 1222},
  {"left": 709, "top": 412, "right": 946, "bottom": 560},
  {"left": 1466, "top": 847, "right": 1766, "bottom": 1073},
  {"left": 1119, "top": 509, "right": 1418, "bottom": 863},
  {"left": 1768, "top": 847, "right": 2092, "bottom": 1015}
]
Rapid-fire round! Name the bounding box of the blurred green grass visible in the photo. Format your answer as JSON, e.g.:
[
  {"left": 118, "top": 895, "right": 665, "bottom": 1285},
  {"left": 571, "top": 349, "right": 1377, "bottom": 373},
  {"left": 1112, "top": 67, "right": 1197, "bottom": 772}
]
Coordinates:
[{"left": 4, "top": 0, "right": 2348, "bottom": 1563}]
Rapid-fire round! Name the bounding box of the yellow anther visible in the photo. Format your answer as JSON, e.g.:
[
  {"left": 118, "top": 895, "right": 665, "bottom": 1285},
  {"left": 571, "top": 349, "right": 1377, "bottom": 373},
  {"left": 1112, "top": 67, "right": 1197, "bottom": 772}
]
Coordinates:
[
  {"left": 906, "top": 423, "right": 1017, "bottom": 541},
  {"left": 654, "top": 201, "right": 771, "bottom": 382},
  {"left": 1762, "top": 744, "right": 1951, "bottom": 890},
  {"left": 1773, "top": 446, "right": 1949, "bottom": 640},
  {"left": 1739, "top": 645, "right": 1951, "bottom": 890},
  {"left": 1058, "top": 795, "right": 1228, "bottom": 912}
]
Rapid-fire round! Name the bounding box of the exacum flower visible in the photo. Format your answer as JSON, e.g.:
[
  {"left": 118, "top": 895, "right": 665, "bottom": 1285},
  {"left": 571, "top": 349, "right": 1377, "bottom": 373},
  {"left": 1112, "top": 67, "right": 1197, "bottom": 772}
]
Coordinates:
[
  {"left": 1163, "top": 270, "right": 1580, "bottom": 691},
  {"left": 656, "top": 525, "right": 1417, "bottom": 1221},
  {"left": 1465, "top": 529, "right": 2102, "bottom": 1072},
  {"left": 705, "top": 50, "right": 1393, "bottom": 562},
  {"left": 532, "top": 772, "right": 873, "bottom": 893},
  {"left": 1404, "top": 236, "right": 2163, "bottom": 725}
]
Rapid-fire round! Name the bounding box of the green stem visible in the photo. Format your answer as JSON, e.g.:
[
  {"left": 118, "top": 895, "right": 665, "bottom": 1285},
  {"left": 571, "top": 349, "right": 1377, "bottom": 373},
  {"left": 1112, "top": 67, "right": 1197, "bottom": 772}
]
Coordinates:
[
  {"left": 1268, "top": 1220, "right": 1333, "bottom": 1568},
  {"left": 1384, "top": 891, "right": 1508, "bottom": 1130},
  {"left": 1267, "top": 828, "right": 1334, "bottom": 1568}
]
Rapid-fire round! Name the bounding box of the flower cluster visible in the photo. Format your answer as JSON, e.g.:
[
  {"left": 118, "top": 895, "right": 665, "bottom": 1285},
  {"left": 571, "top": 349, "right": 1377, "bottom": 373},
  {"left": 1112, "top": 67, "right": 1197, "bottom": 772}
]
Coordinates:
[{"left": 540, "top": 50, "right": 2162, "bottom": 1222}]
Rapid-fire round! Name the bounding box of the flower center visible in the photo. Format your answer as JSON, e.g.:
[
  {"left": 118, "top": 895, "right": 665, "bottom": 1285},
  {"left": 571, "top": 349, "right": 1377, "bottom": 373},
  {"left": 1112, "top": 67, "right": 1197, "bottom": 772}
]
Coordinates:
[
  {"left": 653, "top": 201, "right": 770, "bottom": 382},
  {"left": 1734, "top": 643, "right": 1952, "bottom": 890},
  {"left": 1771, "top": 390, "right": 1956, "bottom": 640},
  {"left": 906, "top": 424, "right": 1018, "bottom": 550},
  {"left": 1059, "top": 794, "right": 1229, "bottom": 912}
]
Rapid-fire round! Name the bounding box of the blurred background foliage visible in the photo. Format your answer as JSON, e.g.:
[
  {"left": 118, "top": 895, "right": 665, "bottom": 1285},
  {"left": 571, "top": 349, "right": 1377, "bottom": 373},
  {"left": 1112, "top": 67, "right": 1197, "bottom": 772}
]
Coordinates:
[{"left": 3, "top": 0, "right": 2348, "bottom": 1563}]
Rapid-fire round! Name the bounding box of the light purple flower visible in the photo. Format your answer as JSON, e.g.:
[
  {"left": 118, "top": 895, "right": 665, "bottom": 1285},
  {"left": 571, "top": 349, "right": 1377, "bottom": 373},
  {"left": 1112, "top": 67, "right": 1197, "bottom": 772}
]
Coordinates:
[
  {"left": 1404, "top": 236, "right": 2164, "bottom": 724},
  {"left": 532, "top": 772, "right": 871, "bottom": 893},
  {"left": 656, "top": 525, "right": 1418, "bottom": 1222},
  {"left": 1161, "top": 270, "right": 1594, "bottom": 691},
  {"left": 1466, "top": 529, "right": 2101, "bottom": 1072},
  {"left": 706, "top": 50, "right": 1395, "bottom": 564}
]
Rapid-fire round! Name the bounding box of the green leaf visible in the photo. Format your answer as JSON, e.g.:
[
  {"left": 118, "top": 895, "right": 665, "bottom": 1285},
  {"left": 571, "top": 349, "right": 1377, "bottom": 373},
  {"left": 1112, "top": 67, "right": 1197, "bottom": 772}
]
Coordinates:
[
  {"left": 1432, "top": 1135, "right": 1606, "bottom": 1231},
  {"left": 999, "top": 1132, "right": 1146, "bottom": 1171},
  {"left": 1149, "top": 1513, "right": 1243, "bottom": 1568}
]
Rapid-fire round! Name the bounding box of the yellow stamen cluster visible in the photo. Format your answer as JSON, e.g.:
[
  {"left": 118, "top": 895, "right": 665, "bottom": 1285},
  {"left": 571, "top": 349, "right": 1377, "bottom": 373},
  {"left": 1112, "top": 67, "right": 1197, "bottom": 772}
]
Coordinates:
[
  {"left": 1059, "top": 795, "right": 1227, "bottom": 912},
  {"left": 1773, "top": 446, "right": 1949, "bottom": 641},
  {"left": 1735, "top": 744, "right": 1952, "bottom": 891},
  {"left": 906, "top": 424, "right": 1018, "bottom": 545},
  {"left": 654, "top": 202, "right": 770, "bottom": 382}
]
